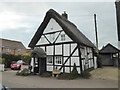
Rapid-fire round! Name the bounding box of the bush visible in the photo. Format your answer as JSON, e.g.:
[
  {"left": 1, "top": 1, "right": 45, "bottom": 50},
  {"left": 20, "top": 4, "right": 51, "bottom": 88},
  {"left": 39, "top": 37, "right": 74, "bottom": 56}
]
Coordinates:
[
  {"left": 16, "top": 68, "right": 30, "bottom": 76},
  {"left": 21, "top": 53, "right": 31, "bottom": 64},
  {"left": 40, "top": 72, "right": 51, "bottom": 77},
  {"left": 58, "top": 63, "right": 79, "bottom": 80},
  {"left": 71, "top": 63, "right": 78, "bottom": 76},
  {"left": 2, "top": 54, "right": 21, "bottom": 68},
  {"left": 81, "top": 69, "right": 91, "bottom": 79},
  {"left": 57, "top": 73, "right": 78, "bottom": 80},
  {"left": 0, "top": 58, "right": 5, "bottom": 64}
]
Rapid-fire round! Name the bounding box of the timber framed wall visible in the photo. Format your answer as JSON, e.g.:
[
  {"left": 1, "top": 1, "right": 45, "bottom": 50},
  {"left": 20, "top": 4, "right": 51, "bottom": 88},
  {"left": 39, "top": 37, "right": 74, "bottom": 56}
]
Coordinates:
[{"left": 35, "top": 42, "right": 94, "bottom": 74}]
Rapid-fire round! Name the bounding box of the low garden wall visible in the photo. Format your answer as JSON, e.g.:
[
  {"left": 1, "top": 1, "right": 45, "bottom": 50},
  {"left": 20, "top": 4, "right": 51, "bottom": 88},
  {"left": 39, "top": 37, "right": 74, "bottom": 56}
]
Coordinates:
[{"left": 0, "top": 64, "right": 4, "bottom": 71}]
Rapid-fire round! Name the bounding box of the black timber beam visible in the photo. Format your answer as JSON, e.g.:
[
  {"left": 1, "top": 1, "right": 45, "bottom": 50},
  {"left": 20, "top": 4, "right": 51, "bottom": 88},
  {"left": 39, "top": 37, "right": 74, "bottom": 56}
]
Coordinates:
[{"left": 59, "top": 45, "right": 78, "bottom": 70}]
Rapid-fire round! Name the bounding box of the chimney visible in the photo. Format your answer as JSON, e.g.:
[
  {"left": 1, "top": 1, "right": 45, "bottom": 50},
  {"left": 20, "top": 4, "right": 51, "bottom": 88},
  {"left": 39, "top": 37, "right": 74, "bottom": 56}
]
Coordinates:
[{"left": 62, "top": 11, "right": 68, "bottom": 19}]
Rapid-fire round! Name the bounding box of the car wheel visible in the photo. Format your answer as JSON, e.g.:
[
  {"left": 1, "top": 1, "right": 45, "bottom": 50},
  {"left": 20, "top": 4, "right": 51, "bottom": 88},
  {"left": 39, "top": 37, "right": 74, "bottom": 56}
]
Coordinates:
[{"left": 11, "top": 68, "right": 14, "bottom": 70}]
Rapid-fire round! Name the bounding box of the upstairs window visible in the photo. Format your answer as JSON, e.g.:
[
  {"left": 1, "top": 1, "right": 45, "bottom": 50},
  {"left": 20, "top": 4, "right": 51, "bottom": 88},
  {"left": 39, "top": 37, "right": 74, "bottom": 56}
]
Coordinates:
[
  {"left": 18, "top": 49, "right": 22, "bottom": 53},
  {"left": 6, "top": 48, "right": 11, "bottom": 52},
  {"left": 61, "top": 34, "right": 65, "bottom": 41}
]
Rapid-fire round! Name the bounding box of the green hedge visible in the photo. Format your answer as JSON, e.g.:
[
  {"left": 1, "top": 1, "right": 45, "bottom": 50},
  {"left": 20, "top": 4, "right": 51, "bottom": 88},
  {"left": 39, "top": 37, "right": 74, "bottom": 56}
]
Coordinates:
[
  {"left": 2, "top": 54, "right": 21, "bottom": 68},
  {"left": 2, "top": 53, "right": 31, "bottom": 68},
  {"left": 0, "top": 57, "right": 5, "bottom": 64}
]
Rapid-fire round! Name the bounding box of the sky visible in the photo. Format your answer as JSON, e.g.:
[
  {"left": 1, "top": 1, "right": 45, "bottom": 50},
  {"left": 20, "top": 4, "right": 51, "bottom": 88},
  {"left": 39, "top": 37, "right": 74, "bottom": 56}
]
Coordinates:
[{"left": 0, "top": 0, "right": 119, "bottom": 49}]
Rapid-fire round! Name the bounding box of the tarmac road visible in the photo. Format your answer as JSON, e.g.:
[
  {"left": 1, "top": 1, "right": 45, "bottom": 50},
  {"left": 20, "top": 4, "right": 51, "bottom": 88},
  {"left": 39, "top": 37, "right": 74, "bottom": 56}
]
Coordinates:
[{"left": 2, "top": 70, "right": 118, "bottom": 88}]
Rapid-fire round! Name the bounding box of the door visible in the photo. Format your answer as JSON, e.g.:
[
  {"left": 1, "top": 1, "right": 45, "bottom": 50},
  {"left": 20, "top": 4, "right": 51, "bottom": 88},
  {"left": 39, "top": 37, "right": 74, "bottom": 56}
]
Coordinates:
[
  {"left": 39, "top": 58, "right": 46, "bottom": 74},
  {"left": 34, "top": 57, "right": 39, "bottom": 73},
  {"left": 102, "top": 54, "right": 113, "bottom": 66}
]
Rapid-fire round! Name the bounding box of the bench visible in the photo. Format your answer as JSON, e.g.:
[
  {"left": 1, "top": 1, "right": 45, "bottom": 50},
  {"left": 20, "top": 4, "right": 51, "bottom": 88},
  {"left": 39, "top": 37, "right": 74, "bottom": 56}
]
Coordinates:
[{"left": 52, "top": 70, "right": 61, "bottom": 77}]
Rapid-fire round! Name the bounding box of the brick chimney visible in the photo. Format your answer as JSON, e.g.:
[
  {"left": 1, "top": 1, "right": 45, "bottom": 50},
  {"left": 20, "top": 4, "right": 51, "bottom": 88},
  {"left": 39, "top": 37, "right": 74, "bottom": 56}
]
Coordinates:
[{"left": 62, "top": 11, "right": 68, "bottom": 19}]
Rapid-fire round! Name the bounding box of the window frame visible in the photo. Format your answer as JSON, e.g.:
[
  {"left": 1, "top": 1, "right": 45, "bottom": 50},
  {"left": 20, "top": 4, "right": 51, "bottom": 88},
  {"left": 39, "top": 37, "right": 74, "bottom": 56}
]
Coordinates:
[
  {"left": 61, "top": 34, "right": 65, "bottom": 41},
  {"left": 55, "top": 56, "right": 62, "bottom": 65}
]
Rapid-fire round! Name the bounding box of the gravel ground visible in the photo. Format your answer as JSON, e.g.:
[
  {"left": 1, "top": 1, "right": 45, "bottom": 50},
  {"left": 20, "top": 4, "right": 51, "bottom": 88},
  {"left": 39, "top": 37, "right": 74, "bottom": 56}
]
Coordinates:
[
  {"left": 1, "top": 68, "right": 118, "bottom": 88},
  {"left": 90, "top": 67, "right": 118, "bottom": 80}
]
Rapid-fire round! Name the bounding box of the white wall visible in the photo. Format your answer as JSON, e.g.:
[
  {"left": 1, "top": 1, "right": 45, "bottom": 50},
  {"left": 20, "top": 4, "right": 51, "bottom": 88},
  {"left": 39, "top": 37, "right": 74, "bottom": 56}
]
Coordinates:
[
  {"left": 36, "top": 18, "right": 73, "bottom": 45},
  {"left": 0, "top": 64, "right": 4, "bottom": 71},
  {"left": 35, "top": 18, "right": 96, "bottom": 74}
]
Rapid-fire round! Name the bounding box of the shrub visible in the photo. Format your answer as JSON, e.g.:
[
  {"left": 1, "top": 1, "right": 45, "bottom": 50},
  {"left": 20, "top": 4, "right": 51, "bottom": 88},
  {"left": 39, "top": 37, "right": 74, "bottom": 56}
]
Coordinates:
[
  {"left": 16, "top": 68, "right": 30, "bottom": 76},
  {"left": 0, "top": 58, "right": 5, "bottom": 64},
  {"left": 21, "top": 53, "right": 31, "bottom": 64},
  {"left": 81, "top": 69, "right": 91, "bottom": 79},
  {"left": 40, "top": 72, "right": 51, "bottom": 77},
  {"left": 57, "top": 73, "right": 78, "bottom": 80},
  {"left": 2, "top": 54, "right": 21, "bottom": 68},
  {"left": 71, "top": 63, "right": 78, "bottom": 76},
  {"left": 57, "top": 63, "right": 79, "bottom": 80}
]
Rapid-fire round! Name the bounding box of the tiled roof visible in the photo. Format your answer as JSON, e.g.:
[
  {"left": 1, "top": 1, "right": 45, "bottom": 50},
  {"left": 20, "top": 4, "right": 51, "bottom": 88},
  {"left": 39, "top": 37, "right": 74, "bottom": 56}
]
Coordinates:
[{"left": 0, "top": 38, "right": 26, "bottom": 49}]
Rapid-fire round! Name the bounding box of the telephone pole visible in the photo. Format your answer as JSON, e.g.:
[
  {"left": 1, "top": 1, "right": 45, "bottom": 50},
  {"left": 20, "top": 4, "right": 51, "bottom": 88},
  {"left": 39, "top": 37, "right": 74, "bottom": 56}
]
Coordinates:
[{"left": 94, "top": 14, "right": 99, "bottom": 53}]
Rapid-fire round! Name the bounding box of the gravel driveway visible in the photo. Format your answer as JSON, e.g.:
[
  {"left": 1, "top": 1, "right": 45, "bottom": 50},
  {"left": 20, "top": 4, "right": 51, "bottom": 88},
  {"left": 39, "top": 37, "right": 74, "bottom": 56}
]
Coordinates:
[{"left": 1, "top": 70, "right": 118, "bottom": 88}]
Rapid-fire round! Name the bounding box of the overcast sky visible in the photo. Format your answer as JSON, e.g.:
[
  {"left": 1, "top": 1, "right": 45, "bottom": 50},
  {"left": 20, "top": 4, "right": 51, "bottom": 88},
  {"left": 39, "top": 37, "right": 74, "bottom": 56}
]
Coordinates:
[{"left": 0, "top": 0, "right": 118, "bottom": 49}]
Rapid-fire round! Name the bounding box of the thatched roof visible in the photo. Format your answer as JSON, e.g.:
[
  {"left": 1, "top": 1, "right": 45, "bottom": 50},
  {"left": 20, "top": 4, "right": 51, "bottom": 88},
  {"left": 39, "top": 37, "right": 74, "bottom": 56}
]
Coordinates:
[
  {"left": 31, "top": 47, "right": 46, "bottom": 57},
  {"left": 28, "top": 9, "right": 95, "bottom": 48},
  {"left": 100, "top": 43, "right": 120, "bottom": 54}
]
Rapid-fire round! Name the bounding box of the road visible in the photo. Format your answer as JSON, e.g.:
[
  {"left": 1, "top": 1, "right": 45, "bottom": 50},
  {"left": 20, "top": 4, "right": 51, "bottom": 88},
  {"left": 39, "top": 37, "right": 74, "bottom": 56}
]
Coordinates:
[{"left": 1, "top": 70, "right": 118, "bottom": 88}]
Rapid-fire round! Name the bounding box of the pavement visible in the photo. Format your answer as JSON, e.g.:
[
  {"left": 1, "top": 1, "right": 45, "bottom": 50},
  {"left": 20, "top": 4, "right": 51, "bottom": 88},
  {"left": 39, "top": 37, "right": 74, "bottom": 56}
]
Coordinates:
[{"left": 1, "top": 70, "right": 118, "bottom": 88}]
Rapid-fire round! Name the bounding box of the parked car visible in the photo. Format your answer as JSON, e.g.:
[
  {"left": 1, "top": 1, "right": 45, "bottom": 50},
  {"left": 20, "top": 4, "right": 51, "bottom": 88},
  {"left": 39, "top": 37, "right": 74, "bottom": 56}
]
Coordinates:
[{"left": 10, "top": 60, "right": 27, "bottom": 70}]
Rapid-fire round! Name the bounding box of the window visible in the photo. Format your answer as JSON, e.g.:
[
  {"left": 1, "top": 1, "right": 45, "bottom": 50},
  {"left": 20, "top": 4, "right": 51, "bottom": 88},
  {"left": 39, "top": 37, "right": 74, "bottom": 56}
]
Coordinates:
[
  {"left": 55, "top": 56, "right": 62, "bottom": 64},
  {"left": 18, "top": 49, "right": 22, "bottom": 52},
  {"left": 61, "top": 34, "right": 65, "bottom": 41},
  {"left": 6, "top": 48, "right": 11, "bottom": 52},
  {"left": 47, "top": 56, "right": 53, "bottom": 64}
]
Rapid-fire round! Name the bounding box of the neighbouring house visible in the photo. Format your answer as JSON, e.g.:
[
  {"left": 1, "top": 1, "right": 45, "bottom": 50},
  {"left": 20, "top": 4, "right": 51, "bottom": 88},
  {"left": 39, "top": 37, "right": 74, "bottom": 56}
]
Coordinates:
[
  {"left": 28, "top": 9, "right": 97, "bottom": 75},
  {"left": 26, "top": 49, "right": 32, "bottom": 53},
  {"left": 115, "top": 0, "right": 120, "bottom": 41},
  {"left": 99, "top": 43, "right": 120, "bottom": 67},
  {"left": 0, "top": 38, "right": 27, "bottom": 55}
]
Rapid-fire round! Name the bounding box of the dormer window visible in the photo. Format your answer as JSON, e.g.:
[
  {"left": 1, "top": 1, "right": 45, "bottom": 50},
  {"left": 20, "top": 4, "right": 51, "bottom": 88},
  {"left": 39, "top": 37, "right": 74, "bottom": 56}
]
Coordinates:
[{"left": 61, "top": 34, "right": 65, "bottom": 41}]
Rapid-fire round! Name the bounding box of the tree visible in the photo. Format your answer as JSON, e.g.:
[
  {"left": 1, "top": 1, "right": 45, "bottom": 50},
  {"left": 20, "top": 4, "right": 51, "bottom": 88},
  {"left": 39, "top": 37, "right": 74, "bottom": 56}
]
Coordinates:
[
  {"left": 21, "top": 52, "right": 31, "bottom": 64},
  {"left": 71, "top": 63, "right": 78, "bottom": 76}
]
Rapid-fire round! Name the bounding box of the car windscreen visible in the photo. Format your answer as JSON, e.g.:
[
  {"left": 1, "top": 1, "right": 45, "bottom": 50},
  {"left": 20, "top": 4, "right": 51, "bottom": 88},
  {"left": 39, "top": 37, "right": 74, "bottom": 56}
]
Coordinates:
[{"left": 17, "top": 60, "right": 23, "bottom": 64}]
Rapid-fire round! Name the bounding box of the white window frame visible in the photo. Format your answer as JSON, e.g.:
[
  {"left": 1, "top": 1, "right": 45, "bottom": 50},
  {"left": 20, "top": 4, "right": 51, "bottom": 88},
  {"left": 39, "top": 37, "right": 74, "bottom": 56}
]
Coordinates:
[{"left": 55, "top": 56, "right": 62, "bottom": 65}]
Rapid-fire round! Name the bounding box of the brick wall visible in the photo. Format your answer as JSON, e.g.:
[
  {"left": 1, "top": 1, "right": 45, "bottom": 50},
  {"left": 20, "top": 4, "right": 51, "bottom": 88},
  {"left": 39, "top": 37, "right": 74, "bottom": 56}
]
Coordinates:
[{"left": 1, "top": 47, "right": 27, "bottom": 55}]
